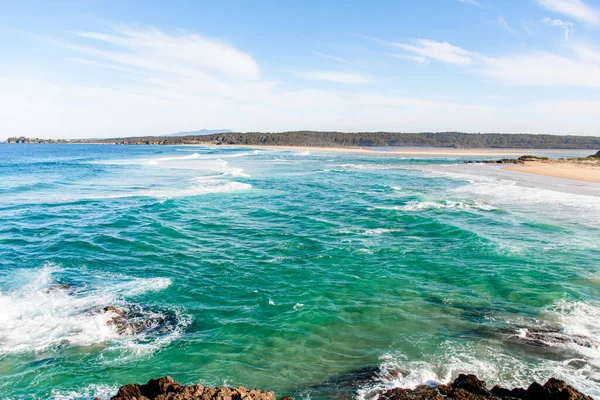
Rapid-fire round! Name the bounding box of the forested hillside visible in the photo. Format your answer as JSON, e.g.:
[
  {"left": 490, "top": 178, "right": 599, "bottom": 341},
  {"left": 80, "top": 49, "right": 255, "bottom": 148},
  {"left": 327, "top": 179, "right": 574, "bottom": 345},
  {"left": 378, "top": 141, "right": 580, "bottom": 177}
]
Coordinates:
[{"left": 78, "top": 131, "right": 600, "bottom": 149}]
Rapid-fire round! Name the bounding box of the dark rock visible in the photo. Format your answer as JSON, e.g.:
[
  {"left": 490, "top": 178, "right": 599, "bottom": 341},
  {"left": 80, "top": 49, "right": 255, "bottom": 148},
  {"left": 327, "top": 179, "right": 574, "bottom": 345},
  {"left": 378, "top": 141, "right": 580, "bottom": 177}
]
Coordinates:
[
  {"left": 112, "top": 383, "right": 143, "bottom": 399},
  {"left": 379, "top": 386, "right": 444, "bottom": 399},
  {"left": 453, "top": 374, "right": 491, "bottom": 397},
  {"left": 590, "top": 151, "right": 600, "bottom": 158},
  {"left": 520, "top": 328, "right": 598, "bottom": 349},
  {"left": 539, "top": 378, "right": 593, "bottom": 400},
  {"left": 377, "top": 375, "right": 592, "bottom": 400},
  {"left": 464, "top": 155, "right": 549, "bottom": 165},
  {"left": 104, "top": 306, "right": 124, "bottom": 317},
  {"left": 102, "top": 305, "right": 167, "bottom": 335},
  {"left": 110, "top": 376, "right": 279, "bottom": 400},
  {"left": 491, "top": 385, "right": 527, "bottom": 399},
  {"left": 140, "top": 377, "right": 181, "bottom": 397}
]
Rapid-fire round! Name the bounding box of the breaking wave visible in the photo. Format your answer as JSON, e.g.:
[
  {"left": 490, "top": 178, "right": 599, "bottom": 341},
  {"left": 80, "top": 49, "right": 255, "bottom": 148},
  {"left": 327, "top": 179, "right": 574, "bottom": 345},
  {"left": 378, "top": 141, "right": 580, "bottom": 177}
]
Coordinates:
[
  {"left": 356, "top": 299, "right": 600, "bottom": 399},
  {"left": 0, "top": 264, "right": 189, "bottom": 357}
]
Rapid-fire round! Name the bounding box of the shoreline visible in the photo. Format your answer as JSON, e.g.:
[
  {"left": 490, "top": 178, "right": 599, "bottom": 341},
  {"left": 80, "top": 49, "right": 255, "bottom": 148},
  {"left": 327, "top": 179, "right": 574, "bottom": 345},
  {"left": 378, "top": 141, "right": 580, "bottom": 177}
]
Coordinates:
[
  {"left": 194, "top": 144, "right": 593, "bottom": 157},
  {"left": 109, "top": 374, "right": 594, "bottom": 400},
  {"left": 503, "top": 161, "right": 600, "bottom": 183}
]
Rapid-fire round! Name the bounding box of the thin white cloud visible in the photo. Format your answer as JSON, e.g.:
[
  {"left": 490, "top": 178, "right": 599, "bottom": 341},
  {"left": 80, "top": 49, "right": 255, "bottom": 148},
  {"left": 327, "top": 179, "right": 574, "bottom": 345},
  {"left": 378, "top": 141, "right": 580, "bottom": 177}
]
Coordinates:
[
  {"left": 299, "top": 71, "right": 373, "bottom": 84},
  {"left": 520, "top": 17, "right": 536, "bottom": 35},
  {"left": 481, "top": 49, "right": 600, "bottom": 88},
  {"left": 77, "top": 28, "right": 260, "bottom": 80},
  {"left": 387, "top": 34, "right": 600, "bottom": 89},
  {"left": 393, "top": 39, "right": 474, "bottom": 65},
  {"left": 531, "top": 99, "right": 600, "bottom": 113},
  {"left": 541, "top": 17, "right": 575, "bottom": 39},
  {"left": 388, "top": 54, "right": 429, "bottom": 64},
  {"left": 498, "top": 16, "right": 516, "bottom": 33},
  {"left": 456, "top": 0, "right": 481, "bottom": 6},
  {"left": 312, "top": 52, "right": 353, "bottom": 65},
  {"left": 535, "top": 0, "right": 600, "bottom": 24}
]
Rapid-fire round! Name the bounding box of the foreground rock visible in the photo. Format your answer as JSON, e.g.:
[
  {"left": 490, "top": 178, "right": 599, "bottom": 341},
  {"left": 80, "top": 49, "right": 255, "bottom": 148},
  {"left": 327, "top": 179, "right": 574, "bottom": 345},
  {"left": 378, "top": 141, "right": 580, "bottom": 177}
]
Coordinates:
[
  {"left": 378, "top": 374, "right": 593, "bottom": 400},
  {"left": 110, "top": 376, "right": 290, "bottom": 400}
]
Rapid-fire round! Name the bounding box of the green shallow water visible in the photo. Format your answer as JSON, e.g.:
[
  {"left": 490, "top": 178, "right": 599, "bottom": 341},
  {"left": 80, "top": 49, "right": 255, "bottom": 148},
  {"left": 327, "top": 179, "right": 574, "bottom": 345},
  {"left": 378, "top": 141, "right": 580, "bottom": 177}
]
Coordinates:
[{"left": 0, "top": 145, "right": 599, "bottom": 399}]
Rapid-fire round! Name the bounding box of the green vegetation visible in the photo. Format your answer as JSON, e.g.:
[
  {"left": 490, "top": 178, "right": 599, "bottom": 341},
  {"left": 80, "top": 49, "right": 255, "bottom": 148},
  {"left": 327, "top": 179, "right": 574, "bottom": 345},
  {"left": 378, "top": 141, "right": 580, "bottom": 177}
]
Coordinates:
[
  {"left": 81, "top": 131, "right": 600, "bottom": 149},
  {"left": 6, "top": 132, "right": 600, "bottom": 149},
  {"left": 5, "top": 136, "right": 67, "bottom": 144}
]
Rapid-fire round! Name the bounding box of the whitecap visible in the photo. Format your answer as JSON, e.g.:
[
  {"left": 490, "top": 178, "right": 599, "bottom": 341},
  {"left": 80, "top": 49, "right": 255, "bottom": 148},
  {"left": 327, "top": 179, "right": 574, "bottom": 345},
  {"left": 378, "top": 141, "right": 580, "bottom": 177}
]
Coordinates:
[
  {"left": 0, "top": 265, "right": 187, "bottom": 356},
  {"left": 50, "top": 384, "right": 119, "bottom": 400},
  {"left": 384, "top": 200, "right": 497, "bottom": 212}
]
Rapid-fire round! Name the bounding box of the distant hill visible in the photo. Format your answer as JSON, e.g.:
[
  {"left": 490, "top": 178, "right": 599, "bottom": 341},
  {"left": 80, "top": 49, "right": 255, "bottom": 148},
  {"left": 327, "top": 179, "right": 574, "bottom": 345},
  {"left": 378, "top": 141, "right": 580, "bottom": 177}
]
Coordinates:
[
  {"left": 162, "top": 129, "right": 231, "bottom": 137},
  {"left": 71, "top": 131, "right": 600, "bottom": 150}
]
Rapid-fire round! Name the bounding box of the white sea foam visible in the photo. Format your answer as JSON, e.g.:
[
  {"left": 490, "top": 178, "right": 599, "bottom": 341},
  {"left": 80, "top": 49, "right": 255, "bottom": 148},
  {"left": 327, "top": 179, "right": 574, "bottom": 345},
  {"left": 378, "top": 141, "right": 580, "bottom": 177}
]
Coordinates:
[
  {"left": 419, "top": 165, "right": 600, "bottom": 225},
  {"left": 362, "top": 228, "right": 403, "bottom": 235},
  {"left": 542, "top": 299, "right": 600, "bottom": 361},
  {"left": 337, "top": 227, "right": 402, "bottom": 235},
  {"left": 382, "top": 200, "right": 497, "bottom": 212},
  {"left": 356, "top": 344, "right": 599, "bottom": 399},
  {"left": 146, "top": 153, "right": 201, "bottom": 165},
  {"left": 92, "top": 179, "right": 252, "bottom": 200},
  {"left": 50, "top": 384, "right": 119, "bottom": 400},
  {"left": 357, "top": 300, "right": 600, "bottom": 399},
  {"left": 0, "top": 265, "right": 184, "bottom": 356}
]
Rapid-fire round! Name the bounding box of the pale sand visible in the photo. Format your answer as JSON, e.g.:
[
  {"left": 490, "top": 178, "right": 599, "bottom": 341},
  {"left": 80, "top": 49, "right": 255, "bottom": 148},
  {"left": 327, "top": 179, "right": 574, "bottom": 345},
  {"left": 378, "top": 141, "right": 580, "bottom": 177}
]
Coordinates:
[
  {"left": 504, "top": 161, "right": 600, "bottom": 183},
  {"left": 212, "top": 144, "right": 564, "bottom": 157}
]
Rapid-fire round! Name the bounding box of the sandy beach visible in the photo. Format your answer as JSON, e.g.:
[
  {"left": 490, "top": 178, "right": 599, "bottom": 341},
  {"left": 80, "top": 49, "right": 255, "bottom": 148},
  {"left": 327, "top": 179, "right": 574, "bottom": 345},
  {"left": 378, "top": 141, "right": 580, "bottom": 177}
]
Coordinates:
[
  {"left": 504, "top": 161, "right": 600, "bottom": 183},
  {"left": 215, "top": 144, "right": 584, "bottom": 157},
  {"left": 214, "top": 144, "right": 600, "bottom": 182}
]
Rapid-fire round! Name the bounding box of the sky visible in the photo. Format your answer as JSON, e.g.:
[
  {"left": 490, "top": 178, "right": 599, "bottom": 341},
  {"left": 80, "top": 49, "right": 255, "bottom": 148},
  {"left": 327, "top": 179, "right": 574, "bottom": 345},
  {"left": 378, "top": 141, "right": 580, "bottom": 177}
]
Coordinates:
[{"left": 1, "top": 0, "right": 600, "bottom": 139}]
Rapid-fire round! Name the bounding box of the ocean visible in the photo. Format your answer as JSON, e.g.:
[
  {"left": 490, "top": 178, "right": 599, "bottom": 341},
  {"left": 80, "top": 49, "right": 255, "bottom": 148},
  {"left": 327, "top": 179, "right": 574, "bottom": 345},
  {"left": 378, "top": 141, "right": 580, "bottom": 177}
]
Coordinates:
[{"left": 0, "top": 144, "right": 599, "bottom": 399}]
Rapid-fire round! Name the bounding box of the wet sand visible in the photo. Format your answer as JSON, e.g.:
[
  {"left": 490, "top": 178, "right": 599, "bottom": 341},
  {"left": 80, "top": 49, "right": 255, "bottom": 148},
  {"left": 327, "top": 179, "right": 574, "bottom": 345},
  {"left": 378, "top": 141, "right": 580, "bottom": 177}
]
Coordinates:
[{"left": 504, "top": 161, "right": 600, "bottom": 183}]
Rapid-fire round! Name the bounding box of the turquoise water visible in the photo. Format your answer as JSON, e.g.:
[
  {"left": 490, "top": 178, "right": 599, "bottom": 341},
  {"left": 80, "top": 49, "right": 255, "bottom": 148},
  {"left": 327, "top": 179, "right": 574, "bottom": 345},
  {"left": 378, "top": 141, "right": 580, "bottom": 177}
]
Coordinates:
[{"left": 0, "top": 144, "right": 599, "bottom": 399}]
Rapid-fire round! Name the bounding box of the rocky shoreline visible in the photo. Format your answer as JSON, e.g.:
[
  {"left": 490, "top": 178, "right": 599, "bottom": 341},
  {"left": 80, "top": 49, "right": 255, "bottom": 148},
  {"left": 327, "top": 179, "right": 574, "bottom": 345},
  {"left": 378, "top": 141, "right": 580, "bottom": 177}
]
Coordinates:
[
  {"left": 463, "top": 155, "right": 550, "bottom": 164},
  {"left": 107, "top": 375, "right": 593, "bottom": 400}
]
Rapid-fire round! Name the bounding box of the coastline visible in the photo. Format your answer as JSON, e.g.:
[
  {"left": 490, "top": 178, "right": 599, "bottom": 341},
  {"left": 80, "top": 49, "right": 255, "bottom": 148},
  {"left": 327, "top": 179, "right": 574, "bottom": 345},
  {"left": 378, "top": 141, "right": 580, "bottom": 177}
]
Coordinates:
[
  {"left": 503, "top": 161, "right": 600, "bottom": 183},
  {"left": 214, "top": 144, "right": 600, "bottom": 183},
  {"left": 109, "top": 375, "right": 594, "bottom": 400},
  {"left": 200, "top": 144, "right": 591, "bottom": 157}
]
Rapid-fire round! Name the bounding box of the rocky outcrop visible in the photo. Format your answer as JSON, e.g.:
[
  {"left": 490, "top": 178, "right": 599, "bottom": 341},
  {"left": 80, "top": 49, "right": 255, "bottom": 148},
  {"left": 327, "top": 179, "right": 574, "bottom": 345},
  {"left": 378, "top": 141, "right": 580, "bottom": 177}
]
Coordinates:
[
  {"left": 464, "top": 156, "right": 550, "bottom": 165},
  {"left": 378, "top": 374, "right": 593, "bottom": 400},
  {"left": 519, "top": 328, "right": 598, "bottom": 349},
  {"left": 102, "top": 305, "right": 166, "bottom": 335},
  {"left": 590, "top": 150, "right": 600, "bottom": 158},
  {"left": 110, "top": 376, "right": 287, "bottom": 400}
]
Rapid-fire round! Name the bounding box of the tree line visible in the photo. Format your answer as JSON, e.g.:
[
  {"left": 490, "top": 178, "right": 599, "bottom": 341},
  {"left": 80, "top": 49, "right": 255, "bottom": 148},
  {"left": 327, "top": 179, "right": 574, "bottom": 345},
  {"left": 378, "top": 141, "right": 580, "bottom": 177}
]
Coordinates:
[{"left": 77, "top": 131, "right": 600, "bottom": 149}]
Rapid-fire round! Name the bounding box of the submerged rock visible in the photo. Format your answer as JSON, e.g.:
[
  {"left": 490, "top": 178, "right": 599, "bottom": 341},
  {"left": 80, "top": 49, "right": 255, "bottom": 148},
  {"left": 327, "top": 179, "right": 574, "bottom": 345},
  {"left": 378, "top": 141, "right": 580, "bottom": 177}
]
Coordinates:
[
  {"left": 102, "top": 305, "right": 167, "bottom": 335},
  {"left": 377, "top": 374, "right": 593, "bottom": 400},
  {"left": 111, "top": 376, "right": 281, "bottom": 400},
  {"left": 519, "top": 328, "right": 598, "bottom": 349}
]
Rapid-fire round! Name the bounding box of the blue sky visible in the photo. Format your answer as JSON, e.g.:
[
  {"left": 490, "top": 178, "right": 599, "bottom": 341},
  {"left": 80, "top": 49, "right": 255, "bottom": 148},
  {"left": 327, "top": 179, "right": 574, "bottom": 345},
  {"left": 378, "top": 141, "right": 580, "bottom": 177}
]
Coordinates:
[{"left": 1, "top": 0, "right": 600, "bottom": 138}]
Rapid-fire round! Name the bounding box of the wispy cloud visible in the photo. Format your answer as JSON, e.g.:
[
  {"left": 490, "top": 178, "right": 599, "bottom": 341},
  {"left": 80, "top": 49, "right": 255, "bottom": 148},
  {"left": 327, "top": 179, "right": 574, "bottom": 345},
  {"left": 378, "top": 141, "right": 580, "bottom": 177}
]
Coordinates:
[
  {"left": 375, "top": 33, "right": 600, "bottom": 89},
  {"left": 541, "top": 17, "right": 575, "bottom": 39},
  {"left": 393, "top": 39, "right": 474, "bottom": 65},
  {"left": 481, "top": 47, "right": 600, "bottom": 88},
  {"left": 299, "top": 71, "right": 373, "bottom": 84},
  {"left": 312, "top": 51, "right": 353, "bottom": 65},
  {"left": 498, "top": 16, "right": 516, "bottom": 33},
  {"left": 535, "top": 0, "right": 600, "bottom": 24},
  {"left": 76, "top": 28, "right": 260, "bottom": 80},
  {"left": 388, "top": 54, "right": 429, "bottom": 64},
  {"left": 456, "top": 0, "right": 481, "bottom": 6}
]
